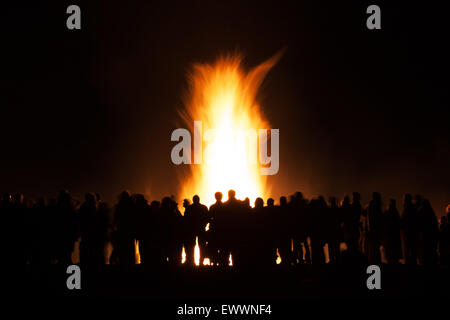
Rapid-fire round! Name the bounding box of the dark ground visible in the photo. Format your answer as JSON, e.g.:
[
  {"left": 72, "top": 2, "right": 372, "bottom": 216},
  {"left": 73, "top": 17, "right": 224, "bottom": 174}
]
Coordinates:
[
  {"left": 22, "top": 264, "right": 450, "bottom": 300},
  {"left": 15, "top": 264, "right": 449, "bottom": 318}
]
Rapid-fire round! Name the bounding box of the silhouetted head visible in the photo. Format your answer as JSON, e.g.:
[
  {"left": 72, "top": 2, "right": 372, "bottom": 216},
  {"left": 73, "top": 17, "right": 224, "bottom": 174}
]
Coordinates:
[
  {"left": 161, "top": 197, "right": 172, "bottom": 208},
  {"left": 422, "top": 198, "right": 431, "bottom": 209},
  {"left": 183, "top": 199, "right": 190, "bottom": 208},
  {"left": 85, "top": 192, "right": 96, "bottom": 203},
  {"left": 243, "top": 197, "right": 250, "bottom": 208},
  {"left": 57, "top": 190, "right": 71, "bottom": 204},
  {"left": 403, "top": 193, "right": 412, "bottom": 206},
  {"left": 118, "top": 190, "right": 131, "bottom": 203},
  {"left": 329, "top": 196, "right": 337, "bottom": 207},
  {"left": 280, "top": 196, "right": 287, "bottom": 207},
  {"left": 372, "top": 192, "right": 381, "bottom": 203},
  {"left": 192, "top": 195, "right": 200, "bottom": 204},
  {"left": 413, "top": 194, "right": 423, "bottom": 207},
  {"left": 254, "top": 197, "right": 264, "bottom": 209},
  {"left": 215, "top": 192, "right": 223, "bottom": 202},
  {"left": 228, "top": 190, "right": 236, "bottom": 200},
  {"left": 95, "top": 193, "right": 102, "bottom": 202},
  {"left": 295, "top": 192, "right": 304, "bottom": 200},
  {"left": 150, "top": 200, "right": 160, "bottom": 209},
  {"left": 341, "top": 195, "right": 350, "bottom": 206},
  {"left": 169, "top": 195, "right": 178, "bottom": 209},
  {"left": 267, "top": 198, "right": 275, "bottom": 207},
  {"left": 389, "top": 199, "right": 396, "bottom": 209},
  {"left": 352, "top": 192, "right": 361, "bottom": 202},
  {"left": 318, "top": 195, "right": 326, "bottom": 206},
  {"left": 134, "top": 194, "right": 147, "bottom": 206},
  {"left": 446, "top": 204, "right": 450, "bottom": 219}
]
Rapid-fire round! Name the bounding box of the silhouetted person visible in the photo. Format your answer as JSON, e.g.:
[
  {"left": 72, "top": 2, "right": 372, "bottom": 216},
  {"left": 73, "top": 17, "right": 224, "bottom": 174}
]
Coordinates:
[
  {"left": 401, "top": 194, "right": 419, "bottom": 265},
  {"left": 223, "top": 190, "right": 244, "bottom": 266},
  {"left": 160, "top": 196, "right": 182, "bottom": 265},
  {"left": 340, "top": 195, "right": 353, "bottom": 249},
  {"left": 132, "top": 194, "right": 152, "bottom": 265},
  {"left": 263, "top": 198, "right": 277, "bottom": 265},
  {"left": 182, "top": 199, "right": 190, "bottom": 211},
  {"left": 97, "top": 201, "right": 112, "bottom": 264},
  {"left": 413, "top": 194, "right": 423, "bottom": 212},
  {"left": 16, "top": 194, "right": 30, "bottom": 264},
  {"left": 326, "top": 197, "right": 342, "bottom": 263},
  {"left": 114, "top": 191, "right": 136, "bottom": 266},
  {"left": 183, "top": 195, "right": 209, "bottom": 266},
  {"left": 348, "top": 192, "right": 362, "bottom": 251},
  {"left": 292, "top": 192, "right": 309, "bottom": 264},
  {"left": 46, "top": 198, "right": 59, "bottom": 263},
  {"left": 382, "top": 199, "right": 402, "bottom": 264},
  {"left": 208, "top": 192, "right": 224, "bottom": 265},
  {"left": 254, "top": 198, "right": 264, "bottom": 209},
  {"left": 79, "top": 193, "right": 98, "bottom": 265},
  {"left": 439, "top": 213, "right": 450, "bottom": 265},
  {"left": 55, "top": 190, "right": 78, "bottom": 265},
  {"left": 339, "top": 194, "right": 368, "bottom": 265},
  {"left": 2, "top": 194, "right": 17, "bottom": 263},
  {"left": 247, "top": 197, "right": 265, "bottom": 265},
  {"left": 308, "top": 197, "right": 326, "bottom": 264},
  {"left": 366, "top": 192, "right": 383, "bottom": 264},
  {"left": 276, "top": 196, "right": 293, "bottom": 265},
  {"left": 212, "top": 191, "right": 233, "bottom": 266},
  {"left": 19, "top": 195, "right": 33, "bottom": 265},
  {"left": 233, "top": 195, "right": 253, "bottom": 267},
  {"left": 29, "top": 197, "right": 51, "bottom": 265},
  {"left": 419, "top": 199, "right": 439, "bottom": 265}
]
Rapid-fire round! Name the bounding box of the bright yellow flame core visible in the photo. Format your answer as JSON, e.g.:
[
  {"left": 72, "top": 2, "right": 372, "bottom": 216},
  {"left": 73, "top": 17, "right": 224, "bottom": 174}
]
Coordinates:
[
  {"left": 194, "top": 236, "right": 200, "bottom": 266},
  {"left": 180, "top": 53, "right": 281, "bottom": 206}
]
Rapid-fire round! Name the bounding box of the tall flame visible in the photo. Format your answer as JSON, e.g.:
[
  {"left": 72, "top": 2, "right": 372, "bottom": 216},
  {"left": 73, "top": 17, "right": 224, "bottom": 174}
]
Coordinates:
[
  {"left": 180, "top": 52, "right": 282, "bottom": 206},
  {"left": 134, "top": 239, "right": 141, "bottom": 264}
]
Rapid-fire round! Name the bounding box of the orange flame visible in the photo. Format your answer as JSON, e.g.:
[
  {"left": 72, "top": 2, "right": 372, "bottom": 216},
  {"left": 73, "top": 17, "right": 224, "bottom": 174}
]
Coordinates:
[
  {"left": 180, "top": 238, "right": 203, "bottom": 266},
  {"left": 276, "top": 248, "right": 282, "bottom": 264},
  {"left": 180, "top": 52, "right": 283, "bottom": 206},
  {"left": 134, "top": 239, "right": 141, "bottom": 264}
]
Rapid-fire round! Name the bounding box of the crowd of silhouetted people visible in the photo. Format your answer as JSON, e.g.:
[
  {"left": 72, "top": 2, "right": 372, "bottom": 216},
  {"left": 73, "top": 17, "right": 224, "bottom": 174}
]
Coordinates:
[{"left": 5, "top": 189, "right": 450, "bottom": 268}]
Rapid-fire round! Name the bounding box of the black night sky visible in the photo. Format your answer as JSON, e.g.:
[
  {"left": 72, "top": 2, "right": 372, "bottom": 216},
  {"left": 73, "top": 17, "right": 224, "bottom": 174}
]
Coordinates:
[{"left": 3, "top": 1, "right": 449, "bottom": 213}]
